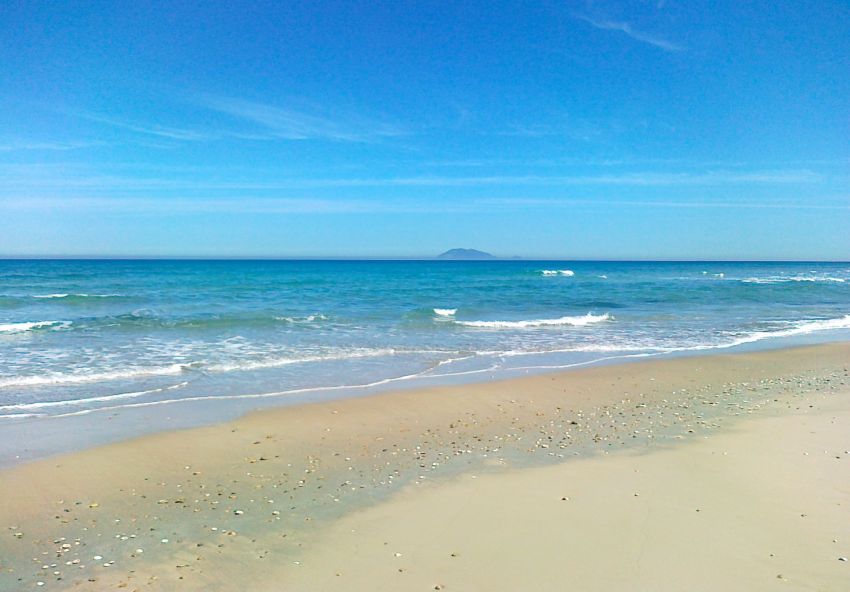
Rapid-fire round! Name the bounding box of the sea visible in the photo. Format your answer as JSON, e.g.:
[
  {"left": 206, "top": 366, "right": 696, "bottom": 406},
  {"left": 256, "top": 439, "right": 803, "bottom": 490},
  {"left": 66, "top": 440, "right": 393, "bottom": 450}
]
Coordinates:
[{"left": 1, "top": 259, "right": 849, "bottom": 463}]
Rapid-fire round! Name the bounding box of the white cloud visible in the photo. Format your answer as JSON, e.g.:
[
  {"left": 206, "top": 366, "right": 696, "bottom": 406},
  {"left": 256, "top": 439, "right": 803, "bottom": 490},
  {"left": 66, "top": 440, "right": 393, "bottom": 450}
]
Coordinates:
[
  {"left": 0, "top": 169, "right": 822, "bottom": 193},
  {"left": 479, "top": 197, "right": 850, "bottom": 210},
  {"left": 577, "top": 15, "right": 682, "bottom": 52},
  {"left": 67, "top": 96, "right": 407, "bottom": 145},
  {"left": 2, "top": 194, "right": 846, "bottom": 215},
  {"left": 197, "top": 95, "right": 407, "bottom": 142},
  {"left": 0, "top": 140, "right": 105, "bottom": 152},
  {"left": 75, "top": 112, "right": 212, "bottom": 141}
]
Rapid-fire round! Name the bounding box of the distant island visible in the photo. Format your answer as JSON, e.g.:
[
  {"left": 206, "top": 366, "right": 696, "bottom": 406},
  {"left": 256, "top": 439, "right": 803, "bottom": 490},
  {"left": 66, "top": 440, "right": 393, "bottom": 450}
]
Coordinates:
[{"left": 436, "top": 248, "right": 496, "bottom": 260}]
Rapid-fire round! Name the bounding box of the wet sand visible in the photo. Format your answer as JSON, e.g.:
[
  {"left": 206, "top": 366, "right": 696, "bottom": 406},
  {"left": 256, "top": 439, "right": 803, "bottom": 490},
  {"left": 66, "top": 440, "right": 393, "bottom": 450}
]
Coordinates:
[{"left": 1, "top": 343, "right": 848, "bottom": 590}]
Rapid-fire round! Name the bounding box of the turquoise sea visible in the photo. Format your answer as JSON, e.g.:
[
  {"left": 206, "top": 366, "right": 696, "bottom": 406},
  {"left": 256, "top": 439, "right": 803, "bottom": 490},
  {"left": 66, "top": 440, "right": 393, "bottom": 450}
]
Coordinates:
[{"left": 1, "top": 259, "right": 849, "bottom": 460}]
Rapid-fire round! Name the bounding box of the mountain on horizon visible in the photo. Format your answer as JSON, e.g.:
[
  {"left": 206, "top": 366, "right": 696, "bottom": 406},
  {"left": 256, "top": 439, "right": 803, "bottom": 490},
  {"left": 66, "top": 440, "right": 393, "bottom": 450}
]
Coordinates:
[{"left": 436, "top": 248, "right": 496, "bottom": 260}]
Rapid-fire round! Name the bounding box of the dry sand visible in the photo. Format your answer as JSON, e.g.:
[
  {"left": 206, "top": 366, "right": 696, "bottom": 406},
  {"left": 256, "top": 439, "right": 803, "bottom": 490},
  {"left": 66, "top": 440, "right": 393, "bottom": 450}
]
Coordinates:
[
  {"left": 1, "top": 343, "right": 848, "bottom": 591},
  {"left": 287, "top": 384, "right": 850, "bottom": 592}
]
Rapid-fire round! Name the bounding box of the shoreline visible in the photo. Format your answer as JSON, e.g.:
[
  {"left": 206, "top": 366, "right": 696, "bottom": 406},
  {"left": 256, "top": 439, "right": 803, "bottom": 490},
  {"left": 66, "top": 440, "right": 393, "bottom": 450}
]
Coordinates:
[
  {"left": 3, "top": 332, "right": 849, "bottom": 468},
  {"left": 0, "top": 342, "right": 848, "bottom": 590}
]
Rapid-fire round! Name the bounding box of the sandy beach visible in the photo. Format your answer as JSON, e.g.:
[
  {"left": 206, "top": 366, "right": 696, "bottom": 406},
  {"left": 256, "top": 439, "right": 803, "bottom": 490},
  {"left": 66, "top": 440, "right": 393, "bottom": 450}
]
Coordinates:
[
  {"left": 1, "top": 343, "right": 848, "bottom": 591},
  {"left": 5, "top": 1, "right": 848, "bottom": 589}
]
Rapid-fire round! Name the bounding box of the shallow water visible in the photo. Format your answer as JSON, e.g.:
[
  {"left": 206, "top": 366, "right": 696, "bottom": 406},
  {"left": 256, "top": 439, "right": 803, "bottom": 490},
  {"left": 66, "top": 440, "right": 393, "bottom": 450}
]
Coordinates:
[{"left": 1, "top": 259, "right": 849, "bottom": 424}]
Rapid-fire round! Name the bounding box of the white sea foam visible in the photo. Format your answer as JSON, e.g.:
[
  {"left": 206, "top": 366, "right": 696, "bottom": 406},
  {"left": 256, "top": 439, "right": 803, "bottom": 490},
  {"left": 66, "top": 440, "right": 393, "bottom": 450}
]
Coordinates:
[
  {"left": 32, "top": 293, "right": 121, "bottom": 299},
  {"left": 0, "top": 363, "right": 188, "bottom": 388},
  {"left": 741, "top": 276, "right": 846, "bottom": 284},
  {"left": 41, "top": 351, "right": 653, "bottom": 419},
  {"left": 642, "top": 314, "right": 850, "bottom": 354},
  {"left": 205, "top": 348, "right": 400, "bottom": 373},
  {"left": 431, "top": 354, "right": 475, "bottom": 367},
  {"left": 433, "top": 308, "right": 457, "bottom": 317},
  {"left": 0, "top": 382, "right": 189, "bottom": 411},
  {"left": 0, "top": 320, "right": 69, "bottom": 334},
  {"left": 473, "top": 315, "right": 850, "bottom": 367},
  {"left": 498, "top": 352, "right": 658, "bottom": 373},
  {"left": 456, "top": 313, "right": 611, "bottom": 329},
  {"left": 274, "top": 314, "right": 328, "bottom": 323},
  {"left": 7, "top": 313, "right": 848, "bottom": 420},
  {"left": 0, "top": 348, "right": 446, "bottom": 390},
  {"left": 48, "top": 367, "right": 443, "bottom": 418},
  {"left": 476, "top": 343, "right": 655, "bottom": 356},
  {"left": 718, "top": 314, "right": 850, "bottom": 348},
  {"left": 541, "top": 269, "right": 575, "bottom": 276}
]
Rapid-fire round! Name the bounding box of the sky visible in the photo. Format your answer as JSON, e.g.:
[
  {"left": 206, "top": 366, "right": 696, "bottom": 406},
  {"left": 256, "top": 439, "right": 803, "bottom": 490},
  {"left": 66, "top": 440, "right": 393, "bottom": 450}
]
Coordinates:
[{"left": 0, "top": 0, "right": 848, "bottom": 260}]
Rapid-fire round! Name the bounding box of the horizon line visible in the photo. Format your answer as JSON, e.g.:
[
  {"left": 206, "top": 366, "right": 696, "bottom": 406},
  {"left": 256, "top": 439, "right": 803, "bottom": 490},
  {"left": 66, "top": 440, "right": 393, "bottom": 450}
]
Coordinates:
[{"left": 1, "top": 256, "right": 849, "bottom": 264}]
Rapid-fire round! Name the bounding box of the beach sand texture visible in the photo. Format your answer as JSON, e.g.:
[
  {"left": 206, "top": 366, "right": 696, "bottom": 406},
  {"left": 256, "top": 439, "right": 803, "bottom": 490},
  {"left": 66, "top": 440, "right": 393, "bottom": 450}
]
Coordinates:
[{"left": 1, "top": 343, "right": 848, "bottom": 590}]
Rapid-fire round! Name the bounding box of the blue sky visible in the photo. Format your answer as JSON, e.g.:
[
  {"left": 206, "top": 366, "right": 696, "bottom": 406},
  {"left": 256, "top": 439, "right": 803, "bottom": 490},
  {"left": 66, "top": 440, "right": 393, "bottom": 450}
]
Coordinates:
[{"left": 0, "top": 0, "right": 848, "bottom": 259}]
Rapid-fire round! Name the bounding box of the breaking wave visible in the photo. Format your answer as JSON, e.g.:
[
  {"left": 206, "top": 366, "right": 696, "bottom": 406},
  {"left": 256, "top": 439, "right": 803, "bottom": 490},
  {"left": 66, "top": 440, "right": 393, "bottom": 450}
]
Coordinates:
[
  {"left": 455, "top": 313, "right": 611, "bottom": 329},
  {"left": 0, "top": 320, "right": 70, "bottom": 334},
  {"left": 741, "top": 276, "right": 846, "bottom": 284}
]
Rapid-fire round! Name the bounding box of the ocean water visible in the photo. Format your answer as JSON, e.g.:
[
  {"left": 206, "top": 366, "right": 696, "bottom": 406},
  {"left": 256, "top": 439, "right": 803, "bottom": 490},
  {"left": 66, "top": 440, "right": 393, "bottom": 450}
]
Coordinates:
[{"left": 1, "top": 259, "right": 849, "bottom": 426}]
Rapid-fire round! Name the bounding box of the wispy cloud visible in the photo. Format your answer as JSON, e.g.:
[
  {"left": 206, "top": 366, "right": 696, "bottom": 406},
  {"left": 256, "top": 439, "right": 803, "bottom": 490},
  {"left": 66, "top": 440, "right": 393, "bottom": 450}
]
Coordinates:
[
  {"left": 68, "top": 96, "right": 407, "bottom": 145},
  {"left": 480, "top": 197, "right": 850, "bottom": 211},
  {"left": 577, "top": 14, "right": 683, "bottom": 52},
  {"left": 0, "top": 196, "right": 467, "bottom": 215},
  {"left": 75, "top": 111, "right": 212, "bottom": 141},
  {"left": 0, "top": 140, "right": 106, "bottom": 152},
  {"left": 0, "top": 196, "right": 362, "bottom": 214},
  {"left": 253, "top": 170, "right": 818, "bottom": 188},
  {"left": 421, "top": 157, "right": 750, "bottom": 169},
  {"left": 3, "top": 195, "right": 847, "bottom": 214},
  {"left": 0, "top": 169, "right": 822, "bottom": 193},
  {"left": 197, "top": 95, "right": 407, "bottom": 142},
  {"left": 496, "top": 121, "right": 601, "bottom": 141}
]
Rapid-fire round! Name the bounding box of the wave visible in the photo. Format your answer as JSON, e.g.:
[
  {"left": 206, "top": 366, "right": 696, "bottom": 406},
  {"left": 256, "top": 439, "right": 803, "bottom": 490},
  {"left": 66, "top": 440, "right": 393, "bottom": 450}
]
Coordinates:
[
  {"left": 0, "top": 348, "right": 443, "bottom": 389},
  {"left": 274, "top": 314, "right": 328, "bottom": 323},
  {"left": 718, "top": 314, "right": 850, "bottom": 348},
  {"left": 3, "top": 314, "right": 848, "bottom": 419},
  {"left": 67, "top": 311, "right": 329, "bottom": 331},
  {"left": 37, "top": 350, "right": 663, "bottom": 419},
  {"left": 455, "top": 313, "right": 611, "bottom": 329},
  {"left": 205, "top": 348, "right": 401, "bottom": 373},
  {"left": 0, "top": 382, "right": 189, "bottom": 411},
  {"left": 32, "top": 293, "right": 124, "bottom": 299},
  {"left": 0, "top": 320, "right": 70, "bottom": 334},
  {"left": 740, "top": 276, "right": 846, "bottom": 284},
  {"left": 433, "top": 308, "right": 457, "bottom": 317},
  {"left": 541, "top": 269, "right": 575, "bottom": 276},
  {"left": 0, "top": 362, "right": 190, "bottom": 388},
  {"left": 625, "top": 314, "right": 850, "bottom": 355},
  {"left": 46, "top": 366, "right": 450, "bottom": 419}
]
